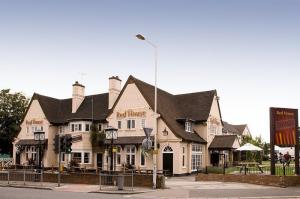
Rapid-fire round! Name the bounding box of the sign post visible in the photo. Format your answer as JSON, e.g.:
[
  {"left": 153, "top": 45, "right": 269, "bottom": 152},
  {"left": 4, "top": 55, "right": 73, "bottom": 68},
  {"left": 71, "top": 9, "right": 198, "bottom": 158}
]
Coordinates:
[{"left": 270, "top": 108, "right": 299, "bottom": 175}]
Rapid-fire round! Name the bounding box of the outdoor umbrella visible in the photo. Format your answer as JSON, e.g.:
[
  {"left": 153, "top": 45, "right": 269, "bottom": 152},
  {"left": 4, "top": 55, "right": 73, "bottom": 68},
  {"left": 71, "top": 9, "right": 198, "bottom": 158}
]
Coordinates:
[
  {"left": 236, "top": 143, "right": 263, "bottom": 151},
  {"left": 237, "top": 143, "right": 263, "bottom": 162}
]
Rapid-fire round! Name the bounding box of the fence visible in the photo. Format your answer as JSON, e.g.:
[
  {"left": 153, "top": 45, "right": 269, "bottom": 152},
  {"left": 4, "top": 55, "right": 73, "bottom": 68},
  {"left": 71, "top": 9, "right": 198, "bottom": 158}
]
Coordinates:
[
  {"left": 201, "top": 164, "right": 295, "bottom": 176},
  {"left": 0, "top": 169, "right": 44, "bottom": 187},
  {"left": 99, "top": 171, "right": 134, "bottom": 191},
  {"left": 0, "top": 158, "right": 13, "bottom": 170}
]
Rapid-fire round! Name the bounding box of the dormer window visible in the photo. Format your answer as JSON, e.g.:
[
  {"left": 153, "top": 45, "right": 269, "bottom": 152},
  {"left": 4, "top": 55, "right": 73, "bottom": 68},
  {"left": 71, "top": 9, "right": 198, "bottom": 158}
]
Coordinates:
[{"left": 185, "top": 121, "right": 192, "bottom": 132}]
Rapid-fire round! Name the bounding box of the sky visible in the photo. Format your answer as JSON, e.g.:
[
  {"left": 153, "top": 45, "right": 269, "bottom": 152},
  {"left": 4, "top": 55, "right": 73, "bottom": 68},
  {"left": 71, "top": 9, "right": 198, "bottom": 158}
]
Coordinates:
[{"left": 0, "top": 0, "right": 300, "bottom": 142}]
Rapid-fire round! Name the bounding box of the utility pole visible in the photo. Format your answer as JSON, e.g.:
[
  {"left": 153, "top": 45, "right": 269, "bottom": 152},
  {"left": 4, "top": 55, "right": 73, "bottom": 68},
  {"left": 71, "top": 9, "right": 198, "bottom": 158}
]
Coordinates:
[{"left": 58, "top": 134, "right": 61, "bottom": 187}]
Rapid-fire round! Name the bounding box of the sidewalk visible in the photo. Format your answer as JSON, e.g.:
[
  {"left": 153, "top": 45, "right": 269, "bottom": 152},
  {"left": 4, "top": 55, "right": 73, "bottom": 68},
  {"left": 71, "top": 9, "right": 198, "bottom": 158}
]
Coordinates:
[{"left": 0, "top": 181, "right": 152, "bottom": 194}]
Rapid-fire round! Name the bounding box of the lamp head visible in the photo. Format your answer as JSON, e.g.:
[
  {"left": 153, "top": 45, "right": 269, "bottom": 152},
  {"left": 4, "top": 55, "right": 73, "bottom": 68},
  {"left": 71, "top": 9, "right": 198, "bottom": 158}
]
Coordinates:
[{"left": 136, "top": 34, "right": 146, "bottom": 40}]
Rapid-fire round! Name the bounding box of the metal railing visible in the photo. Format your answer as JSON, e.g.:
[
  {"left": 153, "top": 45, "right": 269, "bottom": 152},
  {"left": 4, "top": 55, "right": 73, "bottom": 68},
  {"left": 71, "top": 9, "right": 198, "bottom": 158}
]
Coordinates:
[
  {"left": 200, "top": 164, "right": 296, "bottom": 176},
  {"left": 0, "top": 169, "right": 44, "bottom": 186},
  {"left": 99, "top": 171, "right": 134, "bottom": 191}
]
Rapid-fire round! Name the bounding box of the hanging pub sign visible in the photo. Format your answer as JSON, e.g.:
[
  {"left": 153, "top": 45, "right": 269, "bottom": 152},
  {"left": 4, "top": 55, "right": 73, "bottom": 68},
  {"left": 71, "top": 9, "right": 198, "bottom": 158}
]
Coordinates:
[{"left": 270, "top": 108, "right": 298, "bottom": 146}]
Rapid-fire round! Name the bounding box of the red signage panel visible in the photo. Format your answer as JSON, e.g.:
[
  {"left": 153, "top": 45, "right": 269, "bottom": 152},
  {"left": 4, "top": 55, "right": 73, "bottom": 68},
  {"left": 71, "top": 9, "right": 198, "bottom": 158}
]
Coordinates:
[{"left": 270, "top": 108, "right": 298, "bottom": 146}]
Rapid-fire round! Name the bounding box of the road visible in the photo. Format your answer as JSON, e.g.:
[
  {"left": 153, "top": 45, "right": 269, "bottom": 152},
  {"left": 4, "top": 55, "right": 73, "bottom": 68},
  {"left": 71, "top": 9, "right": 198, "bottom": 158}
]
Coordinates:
[{"left": 1, "top": 176, "right": 300, "bottom": 199}]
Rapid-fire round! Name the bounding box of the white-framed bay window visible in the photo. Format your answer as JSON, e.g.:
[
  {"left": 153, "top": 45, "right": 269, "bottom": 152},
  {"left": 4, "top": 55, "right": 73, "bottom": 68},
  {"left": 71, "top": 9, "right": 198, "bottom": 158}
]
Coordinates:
[
  {"left": 71, "top": 151, "right": 92, "bottom": 164},
  {"left": 191, "top": 144, "right": 203, "bottom": 171}
]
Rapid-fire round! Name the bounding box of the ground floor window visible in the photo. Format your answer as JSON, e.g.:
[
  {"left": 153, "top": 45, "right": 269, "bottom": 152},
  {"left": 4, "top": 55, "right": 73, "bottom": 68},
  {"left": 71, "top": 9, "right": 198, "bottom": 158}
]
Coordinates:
[
  {"left": 84, "top": 152, "right": 90, "bottom": 163},
  {"left": 61, "top": 152, "right": 65, "bottom": 162},
  {"left": 116, "top": 146, "right": 121, "bottom": 165},
  {"left": 25, "top": 146, "right": 37, "bottom": 162},
  {"left": 126, "top": 145, "right": 136, "bottom": 165},
  {"left": 71, "top": 152, "right": 91, "bottom": 164},
  {"left": 191, "top": 144, "right": 203, "bottom": 171},
  {"left": 140, "top": 150, "right": 146, "bottom": 166},
  {"left": 72, "top": 153, "right": 82, "bottom": 164}
]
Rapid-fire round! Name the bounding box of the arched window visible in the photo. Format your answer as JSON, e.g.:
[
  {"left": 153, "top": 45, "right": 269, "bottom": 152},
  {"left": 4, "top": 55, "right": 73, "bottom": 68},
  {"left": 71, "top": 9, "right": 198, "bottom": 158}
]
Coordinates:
[{"left": 163, "top": 146, "right": 173, "bottom": 153}]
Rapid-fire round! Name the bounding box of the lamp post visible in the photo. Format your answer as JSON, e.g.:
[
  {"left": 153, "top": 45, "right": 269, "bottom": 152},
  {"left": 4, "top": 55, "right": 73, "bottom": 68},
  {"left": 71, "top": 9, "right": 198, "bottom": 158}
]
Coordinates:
[
  {"left": 136, "top": 34, "right": 158, "bottom": 189},
  {"left": 104, "top": 127, "right": 118, "bottom": 172},
  {"left": 34, "top": 131, "right": 45, "bottom": 172}
]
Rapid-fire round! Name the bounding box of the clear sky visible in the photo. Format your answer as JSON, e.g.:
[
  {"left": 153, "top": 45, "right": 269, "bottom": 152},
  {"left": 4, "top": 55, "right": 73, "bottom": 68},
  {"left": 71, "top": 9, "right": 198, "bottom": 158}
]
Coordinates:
[{"left": 1, "top": 0, "right": 299, "bottom": 142}]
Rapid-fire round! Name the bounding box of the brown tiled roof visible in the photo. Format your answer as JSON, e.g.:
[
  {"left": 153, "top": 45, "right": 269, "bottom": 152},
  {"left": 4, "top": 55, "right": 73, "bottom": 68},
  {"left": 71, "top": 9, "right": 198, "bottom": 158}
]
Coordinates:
[
  {"left": 209, "top": 135, "right": 238, "bottom": 149},
  {"left": 33, "top": 93, "right": 108, "bottom": 124},
  {"left": 109, "top": 76, "right": 215, "bottom": 144},
  {"left": 30, "top": 75, "right": 217, "bottom": 144},
  {"left": 222, "top": 121, "right": 247, "bottom": 136}
]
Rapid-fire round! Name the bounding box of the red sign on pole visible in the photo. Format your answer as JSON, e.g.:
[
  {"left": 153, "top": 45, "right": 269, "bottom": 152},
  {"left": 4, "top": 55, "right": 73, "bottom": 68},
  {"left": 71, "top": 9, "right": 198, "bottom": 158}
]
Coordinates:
[{"left": 270, "top": 108, "right": 298, "bottom": 146}]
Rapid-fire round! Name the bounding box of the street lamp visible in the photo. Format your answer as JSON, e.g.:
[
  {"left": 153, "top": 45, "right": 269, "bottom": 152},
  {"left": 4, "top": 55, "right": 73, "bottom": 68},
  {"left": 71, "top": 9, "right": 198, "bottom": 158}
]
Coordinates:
[
  {"left": 104, "top": 127, "right": 118, "bottom": 172},
  {"left": 34, "top": 131, "right": 45, "bottom": 171},
  {"left": 136, "top": 34, "right": 158, "bottom": 189}
]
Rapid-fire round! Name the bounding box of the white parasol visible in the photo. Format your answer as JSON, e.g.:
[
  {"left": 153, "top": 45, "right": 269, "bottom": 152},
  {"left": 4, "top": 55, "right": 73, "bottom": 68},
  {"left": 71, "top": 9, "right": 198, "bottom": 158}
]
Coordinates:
[{"left": 236, "top": 143, "right": 263, "bottom": 151}]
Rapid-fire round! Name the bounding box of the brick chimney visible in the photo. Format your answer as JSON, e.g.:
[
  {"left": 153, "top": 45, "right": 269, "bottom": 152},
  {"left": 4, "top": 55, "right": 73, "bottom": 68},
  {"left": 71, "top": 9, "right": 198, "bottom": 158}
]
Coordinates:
[
  {"left": 72, "top": 81, "right": 85, "bottom": 113},
  {"left": 109, "top": 76, "right": 121, "bottom": 109}
]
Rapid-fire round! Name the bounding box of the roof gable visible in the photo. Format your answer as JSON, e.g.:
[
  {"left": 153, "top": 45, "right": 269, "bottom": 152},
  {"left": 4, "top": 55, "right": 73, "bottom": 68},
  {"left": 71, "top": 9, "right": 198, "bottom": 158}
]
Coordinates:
[
  {"left": 32, "top": 93, "right": 108, "bottom": 124},
  {"left": 209, "top": 135, "right": 239, "bottom": 149},
  {"left": 108, "top": 75, "right": 215, "bottom": 143}
]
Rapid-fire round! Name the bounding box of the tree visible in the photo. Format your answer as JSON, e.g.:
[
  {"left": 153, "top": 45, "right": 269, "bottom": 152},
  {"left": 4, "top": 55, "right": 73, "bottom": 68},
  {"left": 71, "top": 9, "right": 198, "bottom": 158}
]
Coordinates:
[
  {"left": 0, "top": 89, "right": 29, "bottom": 155},
  {"left": 89, "top": 122, "right": 106, "bottom": 149}
]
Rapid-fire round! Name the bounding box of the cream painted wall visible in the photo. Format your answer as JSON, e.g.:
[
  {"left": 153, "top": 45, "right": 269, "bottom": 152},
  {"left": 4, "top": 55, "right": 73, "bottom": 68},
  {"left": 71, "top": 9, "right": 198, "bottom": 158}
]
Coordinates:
[
  {"left": 206, "top": 95, "right": 223, "bottom": 166},
  {"left": 106, "top": 83, "right": 194, "bottom": 174},
  {"left": 13, "top": 99, "right": 51, "bottom": 165}
]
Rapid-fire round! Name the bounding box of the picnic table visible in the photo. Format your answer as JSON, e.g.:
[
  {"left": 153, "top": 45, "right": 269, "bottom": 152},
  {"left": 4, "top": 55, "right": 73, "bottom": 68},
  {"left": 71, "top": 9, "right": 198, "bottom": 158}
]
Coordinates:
[{"left": 238, "top": 162, "right": 264, "bottom": 174}]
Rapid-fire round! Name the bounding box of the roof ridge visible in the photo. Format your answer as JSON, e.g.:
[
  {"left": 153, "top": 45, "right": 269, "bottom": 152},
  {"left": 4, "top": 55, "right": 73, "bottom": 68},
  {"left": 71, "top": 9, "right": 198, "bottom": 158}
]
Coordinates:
[
  {"left": 175, "top": 90, "right": 216, "bottom": 97},
  {"left": 130, "top": 75, "right": 174, "bottom": 96},
  {"left": 34, "top": 92, "right": 108, "bottom": 101}
]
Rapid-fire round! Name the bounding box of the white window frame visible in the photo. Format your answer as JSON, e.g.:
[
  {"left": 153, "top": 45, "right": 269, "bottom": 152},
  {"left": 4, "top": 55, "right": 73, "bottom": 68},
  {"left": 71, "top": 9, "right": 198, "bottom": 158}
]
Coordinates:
[
  {"left": 191, "top": 144, "right": 203, "bottom": 172},
  {"left": 70, "top": 123, "right": 83, "bottom": 132},
  {"left": 31, "top": 125, "right": 43, "bottom": 133},
  {"left": 185, "top": 121, "right": 192, "bottom": 132},
  {"left": 125, "top": 145, "right": 136, "bottom": 165},
  {"left": 83, "top": 152, "right": 91, "bottom": 164},
  {"left": 141, "top": 119, "right": 146, "bottom": 129},
  {"left": 116, "top": 146, "right": 121, "bottom": 165},
  {"left": 117, "top": 121, "right": 122, "bottom": 129},
  {"left": 140, "top": 150, "right": 146, "bottom": 167},
  {"left": 71, "top": 152, "right": 82, "bottom": 163},
  {"left": 127, "top": 119, "right": 136, "bottom": 129},
  {"left": 61, "top": 152, "right": 65, "bottom": 162},
  {"left": 85, "top": 123, "right": 90, "bottom": 132},
  {"left": 182, "top": 147, "right": 186, "bottom": 168}
]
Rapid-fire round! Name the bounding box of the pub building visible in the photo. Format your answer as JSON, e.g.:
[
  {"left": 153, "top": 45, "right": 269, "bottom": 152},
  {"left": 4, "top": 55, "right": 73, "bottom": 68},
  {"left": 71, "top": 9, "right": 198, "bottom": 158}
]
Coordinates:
[{"left": 13, "top": 75, "right": 236, "bottom": 175}]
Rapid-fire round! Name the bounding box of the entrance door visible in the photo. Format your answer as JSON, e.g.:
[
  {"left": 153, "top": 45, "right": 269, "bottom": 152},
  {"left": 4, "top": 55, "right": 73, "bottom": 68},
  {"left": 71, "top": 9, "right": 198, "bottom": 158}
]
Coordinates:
[
  {"left": 163, "top": 153, "right": 173, "bottom": 175},
  {"left": 211, "top": 152, "right": 220, "bottom": 166},
  {"left": 163, "top": 146, "right": 174, "bottom": 176},
  {"left": 97, "top": 153, "right": 103, "bottom": 170}
]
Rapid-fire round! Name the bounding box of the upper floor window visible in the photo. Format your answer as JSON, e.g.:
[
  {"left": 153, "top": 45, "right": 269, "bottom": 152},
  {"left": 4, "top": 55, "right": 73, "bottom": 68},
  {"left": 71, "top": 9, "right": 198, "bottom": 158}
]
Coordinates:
[
  {"left": 59, "top": 126, "right": 65, "bottom": 134},
  {"left": 185, "top": 121, "right": 192, "bottom": 132},
  {"left": 71, "top": 123, "right": 82, "bottom": 132},
  {"left": 141, "top": 119, "right": 146, "bottom": 129},
  {"left": 31, "top": 126, "right": 43, "bottom": 133},
  {"left": 98, "top": 124, "right": 102, "bottom": 131},
  {"left": 209, "top": 124, "right": 218, "bottom": 136},
  {"left": 85, "top": 124, "right": 90, "bottom": 132},
  {"left": 127, "top": 120, "right": 135, "bottom": 129},
  {"left": 118, "top": 121, "right": 122, "bottom": 129}
]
